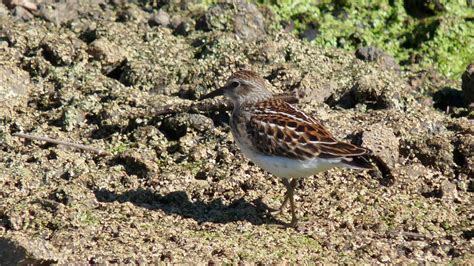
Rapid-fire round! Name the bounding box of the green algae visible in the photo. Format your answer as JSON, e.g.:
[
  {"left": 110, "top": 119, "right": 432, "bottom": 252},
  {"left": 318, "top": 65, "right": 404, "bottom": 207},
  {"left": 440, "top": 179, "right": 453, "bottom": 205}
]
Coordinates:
[{"left": 257, "top": 0, "right": 474, "bottom": 79}]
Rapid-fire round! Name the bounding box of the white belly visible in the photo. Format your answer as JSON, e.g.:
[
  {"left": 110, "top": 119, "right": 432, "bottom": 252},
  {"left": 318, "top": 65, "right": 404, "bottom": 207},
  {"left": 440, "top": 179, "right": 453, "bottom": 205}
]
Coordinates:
[{"left": 236, "top": 139, "right": 342, "bottom": 179}]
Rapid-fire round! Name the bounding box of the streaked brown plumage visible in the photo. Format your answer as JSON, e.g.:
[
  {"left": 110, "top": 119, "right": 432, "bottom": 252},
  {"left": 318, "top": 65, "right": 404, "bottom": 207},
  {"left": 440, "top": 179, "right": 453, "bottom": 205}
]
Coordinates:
[
  {"left": 243, "top": 99, "right": 371, "bottom": 162},
  {"left": 201, "top": 70, "right": 382, "bottom": 227}
]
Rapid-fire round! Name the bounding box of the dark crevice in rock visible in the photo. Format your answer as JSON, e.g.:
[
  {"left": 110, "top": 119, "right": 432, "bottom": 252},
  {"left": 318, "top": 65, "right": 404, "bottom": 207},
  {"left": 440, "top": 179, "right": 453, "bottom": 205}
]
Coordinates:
[
  {"left": 159, "top": 119, "right": 187, "bottom": 141},
  {"left": 86, "top": 113, "right": 138, "bottom": 140},
  {"left": 467, "top": 180, "right": 474, "bottom": 193},
  {"left": 461, "top": 229, "right": 473, "bottom": 240},
  {"left": 452, "top": 140, "right": 467, "bottom": 168},
  {"left": 49, "top": 189, "right": 72, "bottom": 205},
  {"left": 432, "top": 87, "right": 467, "bottom": 111},
  {"left": 110, "top": 155, "right": 150, "bottom": 179},
  {"left": 105, "top": 59, "right": 128, "bottom": 82},
  {"left": 404, "top": 0, "right": 445, "bottom": 19},
  {"left": 325, "top": 90, "right": 390, "bottom": 110},
  {"left": 90, "top": 124, "right": 123, "bottom": 140},
  {"left": 79, "top": 28, "right": 97, "bottom": 43},
  {"left": 421, "top": 188, "right": 443, "bottom": 198},
  {"left": 28, "top": 92, "right": 63, "bottom": 111}
]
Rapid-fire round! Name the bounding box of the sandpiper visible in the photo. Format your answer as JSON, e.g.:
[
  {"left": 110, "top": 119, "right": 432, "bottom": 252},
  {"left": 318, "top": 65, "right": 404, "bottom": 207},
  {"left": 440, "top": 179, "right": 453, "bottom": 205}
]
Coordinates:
[{"left": 200, "top": 70, "right": 379, "bottom": 227}]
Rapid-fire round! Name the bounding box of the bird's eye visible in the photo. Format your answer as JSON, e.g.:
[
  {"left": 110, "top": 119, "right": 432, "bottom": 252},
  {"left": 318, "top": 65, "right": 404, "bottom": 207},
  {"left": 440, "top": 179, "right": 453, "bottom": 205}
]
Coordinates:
[{"left": 229, "top": 81, "right": 240, "bottom": 88}]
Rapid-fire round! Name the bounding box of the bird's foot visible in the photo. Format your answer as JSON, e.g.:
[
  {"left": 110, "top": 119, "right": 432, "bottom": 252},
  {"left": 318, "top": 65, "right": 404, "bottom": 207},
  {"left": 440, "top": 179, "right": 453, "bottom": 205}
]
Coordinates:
[
  {"left": 288, "top": 217, "right": 298, "bottom": 228},
  {"left": 270, "top": 208, "right": 285, "bottom": 217}
]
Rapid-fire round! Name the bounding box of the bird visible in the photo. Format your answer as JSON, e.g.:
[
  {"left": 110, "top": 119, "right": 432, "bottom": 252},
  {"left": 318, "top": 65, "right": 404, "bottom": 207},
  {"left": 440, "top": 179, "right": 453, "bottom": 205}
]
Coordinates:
[{"left": 200, "top": 70, "right": 388, "bottom": 227}]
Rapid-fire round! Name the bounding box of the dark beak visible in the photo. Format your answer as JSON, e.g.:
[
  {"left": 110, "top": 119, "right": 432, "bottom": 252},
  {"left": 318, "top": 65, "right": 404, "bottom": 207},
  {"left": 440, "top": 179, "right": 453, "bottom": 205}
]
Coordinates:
[{"left": 199, "top": 86, "right": 227, "bottom": 100}]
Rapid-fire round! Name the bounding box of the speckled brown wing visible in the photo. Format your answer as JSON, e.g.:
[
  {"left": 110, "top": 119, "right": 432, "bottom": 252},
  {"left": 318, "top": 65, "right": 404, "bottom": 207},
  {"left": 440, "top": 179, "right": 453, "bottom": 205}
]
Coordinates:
[{"left": 245, "top": 99, "right": 371, "bottom": 161}]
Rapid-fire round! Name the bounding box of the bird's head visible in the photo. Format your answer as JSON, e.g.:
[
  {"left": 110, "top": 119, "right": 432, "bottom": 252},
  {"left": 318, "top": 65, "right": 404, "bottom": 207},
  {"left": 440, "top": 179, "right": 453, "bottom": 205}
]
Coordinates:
[{"left": 200, "top": 70, "right": 273, "bottom": 106}]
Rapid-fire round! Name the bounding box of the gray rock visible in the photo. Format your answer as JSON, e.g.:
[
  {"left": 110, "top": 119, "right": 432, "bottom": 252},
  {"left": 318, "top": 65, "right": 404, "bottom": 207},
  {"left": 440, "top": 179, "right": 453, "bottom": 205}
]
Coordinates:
[
  {"left": 0, "top": 64, "right": 31, "bottom": 107},
  {"left": 160, "top": 113, "right": 214, "bottom": 140},
  {"left": 440, "top": 180, "right": 457, "bottom": 200},
  {"left": 195, "top": 4, "right": 224, "bottom": 32},
  {"left": 194, "top": 2, "right": 266, "bottom": 41},
  {"left": 356, "top": 46, "right": 400, "bottom": 72},
  {"left": 61, "top": 106, "right": 85, "bottom": 131},
  {"left": 170, "top": 15, "right": 184, "bottom": 29},
  {"left": 173, "top": 20, "right": 193, "bottom": 36},
  {"left": 187, "top": 113, "right": 214, "bottom": 132},
  {"left": 12, "top": 6, "right": 33, "bottom": 21},
  {"left": 116, "top": 5, "right": 149, "bottom": 23},
  {"left": 149, "top": 9, "right": 170, "bottom": 27},
  {"left": 301, "top": 28, "right": 319, "bottom": 41},
  {"left": 300, "top": 26, "right": 320, "bottom": 41},
  {"left": 0, "top": 3, "right": 8, "bottom": 17},
  {"left": 161, "top": 114, "right": 188, "bottom": 140},
  {"left": 234, "top": 2, "right": 266, "bottom": 41},
  {"left": 351, "top": 72, "right": 403, "bottom": 109},
  {"left": 37, "top": 0, "right": 79, "bottom": 25},
  {"left": 356, "top": 46, "right": 385, "bottom": 61}
]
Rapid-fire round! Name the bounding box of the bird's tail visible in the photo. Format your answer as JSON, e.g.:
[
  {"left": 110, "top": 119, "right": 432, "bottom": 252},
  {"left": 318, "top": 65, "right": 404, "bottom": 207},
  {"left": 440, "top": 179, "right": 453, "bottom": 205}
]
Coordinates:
[{"left": 343, "top": 153, "right": 394, "bottom": 186}]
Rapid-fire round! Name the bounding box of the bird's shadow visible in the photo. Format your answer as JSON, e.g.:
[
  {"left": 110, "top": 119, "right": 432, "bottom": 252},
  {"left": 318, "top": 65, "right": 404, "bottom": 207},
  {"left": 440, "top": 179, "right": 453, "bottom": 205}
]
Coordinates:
[{"left": 94, "top": 188, "right": 284, "bottom": 226}]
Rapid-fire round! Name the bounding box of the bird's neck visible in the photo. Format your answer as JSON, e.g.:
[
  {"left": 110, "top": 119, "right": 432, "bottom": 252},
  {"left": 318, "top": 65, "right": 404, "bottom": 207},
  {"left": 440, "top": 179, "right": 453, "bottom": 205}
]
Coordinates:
[{"left": 233, "top": 94, "right": 273, "bottom": 107}]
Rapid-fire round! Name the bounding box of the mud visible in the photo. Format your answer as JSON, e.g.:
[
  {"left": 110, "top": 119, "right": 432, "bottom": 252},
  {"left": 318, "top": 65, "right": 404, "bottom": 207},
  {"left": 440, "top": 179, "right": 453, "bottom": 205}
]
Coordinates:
[{"left": 0, "top": 1, "right": 472, "bottom": 264}]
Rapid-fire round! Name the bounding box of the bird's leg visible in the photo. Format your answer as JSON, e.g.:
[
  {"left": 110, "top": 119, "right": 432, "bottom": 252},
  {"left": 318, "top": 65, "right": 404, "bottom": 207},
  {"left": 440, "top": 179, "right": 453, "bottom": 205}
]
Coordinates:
[
  {"left": 270, "top": 179, "right": 290, "bottom": 216},
  {"left": 288, "top": 178, "right": 299, "bottom": 227},
  {"left": 278, "top": 179, "right": 291, "bottom": 212}
]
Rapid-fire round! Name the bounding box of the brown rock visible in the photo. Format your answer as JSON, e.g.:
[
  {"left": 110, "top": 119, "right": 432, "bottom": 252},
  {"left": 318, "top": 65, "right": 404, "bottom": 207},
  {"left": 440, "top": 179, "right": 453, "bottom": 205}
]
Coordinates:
[
  {"left": 412, "top": 136, "right": 454, "bottom": 175},
  {"left": 361, "top": 123, "right": 399, "bottom": 168},
  {"left": 0, "top": 234, "right": 60, "bottom": 264},
  {"left": 454, "top": 134, "right": 474, "bottom": 176},
  {"left": 351, "top": 72, "right": 403, "bottom": 109},
  {"left": 195, "top": 4, "right": 225, "bottom": 32},
  {"left": 41, "top": 35, "right": 84, "bottom": 66},
  {"left": 87, "top": 38, "right": 126, "bottom": 74},
  {"left": 461, "top": 62, "right": 474, "bottom": 103},
  {"left": 2, "top": 0, "right": 37, "bottom": 11}
]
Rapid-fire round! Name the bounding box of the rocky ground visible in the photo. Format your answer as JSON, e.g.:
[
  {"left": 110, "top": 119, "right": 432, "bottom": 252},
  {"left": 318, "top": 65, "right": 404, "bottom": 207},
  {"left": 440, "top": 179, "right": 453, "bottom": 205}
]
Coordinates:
[{"left": 0, "top": 0, "right": 473, "bottom": 264}]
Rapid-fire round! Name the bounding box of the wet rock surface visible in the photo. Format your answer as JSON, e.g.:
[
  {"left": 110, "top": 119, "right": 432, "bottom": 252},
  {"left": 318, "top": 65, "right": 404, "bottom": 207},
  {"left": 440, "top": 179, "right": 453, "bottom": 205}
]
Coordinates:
[{"left": 0, "top": 1, "right": 472, "bottom": 264}]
